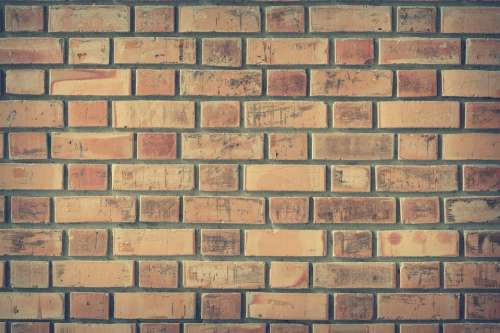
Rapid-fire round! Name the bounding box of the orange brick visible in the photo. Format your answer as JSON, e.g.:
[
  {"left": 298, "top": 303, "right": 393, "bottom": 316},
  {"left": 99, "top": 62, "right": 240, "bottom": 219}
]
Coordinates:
[
  {"left": 0, "top": 262, "right": 4, "bottom": 287},
  {"left": 182, "top": 133, "right": 263, "bottom": 160},
  {"left": 138, "top": 261, "right": 178, "bottom": 288},
  {"left": 400, "top": 262, "right": 440, "bottom": 289},
  {"left": 53, "top": 261, "right": 134, "bottom": 287},
  {"left": 443, "top": 134, "right": 500, "bottom": 160},
  {"left": 0, "top": 100, "right": 63, "bottom": 128},
  {"left": 183, "top": 261, "right": 264, "bottom": 289},
  {"left": 400, "top": 197, "right": 440, "bottom": 224},
  {"left": 444, "top": 324, "right": 500, "bottom": 333},
  {"left": 184, "top": 196, "right": 264, "bottom": 224},
  {"left": 465, "top": 231, "right": 500, "bottom": 257},
  {"left": 0, "top": 38, "right": 63, "bottom": 64},
  {"left": 68, "top": 164, "right": 107, "bottom": 191},
  {"left": 445, "top": 262, "right": 500, "bottom": 289},
  {"left": 141, "top": 324, "right": 180, "bottom": 333},
  {"left": 112, "top": 164, "right": 193, "bottom": 191},
  {"left": 139, "top": 196, "right": 179, "bottom": 223},
  {"left": 268, "top": 133, "right": 307, "bottom": 161},
  {"left": 113, "top": 229, "right": 195, "bottom": 256},
  {"left": 441, "top": 7, "right": 500, "bottom": 33},
  {"left": 397, "top": 7, "right": 436, "bottom": 32},
  {"left": 311, "top": 69, "right": 392, "bottom": 96},
  {"left": 380, "top": 38, "right": 460, "bottom": 64},
  {"left": 10, "top": 261, "right": 49, "bottom": 288},
  {"left": 332, "top": 101, "right": 373, "bottom": 128},
  {"left": 270, "top": 324, "right": 308, "bottom": 333},
  {"left": 9, "top": 132, "right": 47, "bottom": 160},
  {"left": 49, "top": 69, "right": 131, "bottom": 96},
  {"left": 245, "top": 229, "right": 326, "bottom": 257},
  {"left": 397, "top": 70, "right": 437, "bottom": 97},
  {"left": 11, "top": 322, "right": 50, "bottom": 333},
  {"left": 180, "top": 70, "right": 261, "bottom": 96},
  {"left": 378, "top": 293, "right": 459, "bottom": 320},
  {"left": 376, "top": 165, "right": 458, "bottom": 192},
  {"left": 465, "top": 102, "right": 500, "bottom": 129},
  {"left": 11, "top": 196, "right": 50, "bottom": 224},
  {"left": 335, "top": 38, "right": 374, "bottom": 65},
  {"left": 467, "top": 39, "right": 500, "bottom": 65},
  {"left": 463, "top": 165, "right": 500, "bottom": 192},
  {"left": 114, "top": 37, "right": 196, "bottom": 64},
  {"left": 266, "top": 6, "right": 304, "bottom": 32},
  {"left": 310, "top": 5, "right": 391, "bottom": 32},
  {"left": 314, "top": 197, "right": 396, "bottom": 224},
  {"left": 332, "top": 165, "right": 371, "bottom": 192},
  {"left": 314, "top": 262, "right": 395, "bottom": 288},
  {"left": 247, "top": 292, "right": 328, "bottom": 320},
  {"left": 245, "top": 101, "right": 326, "bottom": 128},
  {"left": 136, "top": 69, "right": 175, "bottom": 96},
  {"left": 334, "top": 293, "right": 374, "bottom": 320},
  {"left": 269, "top": 197, "right": 308, "bottom": 224},
  {"left": 179, "top": 6, "right": 260, "bottom": 32},
  {"left": 52, "top": 132, "right": 132, "bottom": 160},
  {"left": 201, "top": 229, "right": 240, "bottom": 256},
  {"left": 332, "top": 230, "right": 372, "bottom": 258},
  {"left": 68, "top": 38, "right": 109, "bottom": 64},
  {"left": 442, "top": 70, "right": 500, "bottom": 97},
  {"left": 201, "top": 293, "right": 241, "bottom": 319},
  {"left": 114, "top": 292, "right": 195, "bottom": 319},
  {"left": 68, "top": 101, "right": 108, "bottom": 127},
  {"left": 135, "top": 6, "right": 174, "bottom": 32},
  {"left": 199, "top": 164, "right": 238, "bottom": 191},
  {"left": 0, "top": 293, "right": 64, "bottom": 319},
  {"left": 398, "top": 134, "right": 437, "bottom": 160},
  {"left": 5, "top": 6, "right": 44, "bottom": 32},
  {"left": 137, "top": 133, "right": 176, "bottom": 160},
  {"left": 0, "top": 197, "right": 4, "bottom": 223},
  {"left": 247, "top": 38, "right": 328, "bottom": 65},
  {"left": 185, "top": 324, "right": 264, "bottom": 333},
  {"left": 202, "top": 38, "right": 242, "bottom": 67},
  {"left": 0, "top": 229, "right": 62, "bottom": 256},
  {"left": 68, "top": 229, "right": 108, "bottom": 256},
  {"left": 378, "top": 230, "right": 459, "bottom": 257},
  {"left": 200, "top": 101, "right": 240, "bottom": 128},
  {"left": 269, "top": 262, "right": 308, "bottom": 289},
  {"left": 54, "top": 324, "right": 136, "bottom": 333},
  {"left": 313, "top": 133, "right": 393, "bottom": 160},
  {"left": 245, "top": 164, "right": 325, "bottom": 192},
  {"left": 0, "top": 164, "right": 63, "bottom": 190},
  {"left": 267, "top": 70, "right": 307, "bottom": 96},
  {"left": 5, "top": 69, "right": 44, "bottom": 95},
  {"left": 70, "top": 292, "right": 109, "bottom": 319},
  {"left": 49, "top": 5, "right": 129, "bottom": 32},
  {"left": 400, "top": 324, "right": 439, "bottom": 333},
  {"left": 113, "top": 101, "right": 194, "bottom": 129},
  {"left": 55, "top": 196, "right": 135, "bottom": 223},
  {"left": 466, "top": 294, "right": 500, "bottom": 320},
  {"left": 314, "top": 324, "right": 394, "bottom": 333},
  {"left": 378, "top": 101, "right": 459, "bottom": 128},
  {"left": 445, "top": 197, "right": 500, "bottom": 224}
]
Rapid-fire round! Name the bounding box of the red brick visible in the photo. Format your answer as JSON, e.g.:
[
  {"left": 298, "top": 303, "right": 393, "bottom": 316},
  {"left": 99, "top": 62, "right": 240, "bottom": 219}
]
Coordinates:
[
  {"left": 445, "top": 262, "right": 500, "bottom": 289},
  {"left": 332, "top": 165, "right": 371, "bottom": 192},
  {"left": 400, "top": 324, "right": 438, "bottom": 333},
  {"left": 444, "top": 324, "right": 500, "bottom": 333},
  {"left": 68, "top": 164, "right": 107, "bottom": 191},
  {"left": 332, "top": 101, "right": 373, "bottom": 128},
  {"left": 11, "top": 322, "right": 50, "bottom": 333},
  {"left": 52, "top": 133, "right": 133, "bottom": 160},
  {"left": 141, "top": 324, "right": 180, "bottom": 333},
  {"left": 185, "top": 324, "right": 264, "bottom": 333},
  {"left": 114, "top": 38, "right": 196, "bottom": 64},
  {"left": 466, "top": 294, "right": 500, "bottom": 320},
  {"left": 397, "top": 7, "right": 436, "bottom": 32},
  {"left": 49, "top": 5, "right": 129, "bottom": 32},
  {"left": 267, "top": 70, "right": 307, "bottom": 96},
  {"left": 465, "top": 102, "right": 500, "bottom": 129},
  {"left": 334, "top": 293, "right": 374, "bottom": 320},
  {"left": 179, "top": 6, "right": 260, "bottom": 32},
  {"left": 465, "top": 231, "right": 500, "bottom": 257},
  {"left": 314, "top": 325, "right": 394, "bottom": 333},
  {"left": 266, "top": 6, "right": 304, "bottom": 32},
  {"left": 9, "top": 132, "right": 47, "bottom": 160},
  {"left": 397, "top": 70, "right": 437, "bottom": 97},
  {"left": 332, "top": 230, "right": 372, "bottom": 258},
  {"left": 400, "top": 262, "right": 440, "bottom": 289},
  {"left": 398, "top": 134, "right": 438, "bottom": 160},
  {"left": 180, "top": 70, "right": 261, "bottom": 96},
  {"left": 467, "top": 39, "right": 500, "bottom": 65},
  {"left": 0, "top": 38, "right": 63, "bottom": 64},
  {"left": 270, "top": 324, "right": 308, "bottom": 333},
  {"left": 70, "top": 292, "right": 109, "bottom": 319},
  {"left": 269, "top": 262, "right": 308, "bottom": 289},
  {"left": 313, "top": 133, "right": 394, "bottom": 160},
  {"left": 138, "top": 261, "right": 178, "bottom": 288},
  {"left": 201, "top": 293, "right": 241, "bottom": 319},
  {"left": 139, "top": 196, "right": 179, "bottom": 223},
  {"left": 310, "top": 5, "right": 391, "bottom": 32},
  {"left": 314, "top": 197, "right": 396, "bottom": 224},
  {"left": 376, "top": 165, "right": 458, "bottom": 192},
  {"left": 135, "top": 6, "right": 174, "bottom": 32},
  {"left": 68, "top": 229, "right": 108, "bottom": 257},
  {"left": 202, "top": 38, "right": 242, "bottom": 67},
  {"left": 68, "top": 101, "right": 108, "bottom": 127},
  {"left": 54, "top": 324, "right": 136, "bottom": 333},
  {"left": 199, "top": 164, "right": 239, "bottom": 191},
  {"left": 335, "top": 38, "right": 374, "bottom": 65},
  {"left": 400, "top": 197, "right": 440, "bottom": 224},
  {"left": 11, "top": 196, "right": 50, "bottom": 224},
  {"left": 137, "top": 133, "right": 176, "bottom": 160},
  {"left": 269, "top": 133, "right": 308, "bottom": 161},
  {"left": 136, "top": 69, "right": 175, "bottom": 96},
  {"left": 184, "top": 196, "right": 264, "bottom": 224},
  {"left": 5, "top": 6, "right": 44, "bottom": 32},
  {"left": 269, "top": 197, "right": 308, "bottom": 224},
  {"left": 463, "top": 165, "right": 500, "bottom": 192},
  {"left": 201, "top": 229, "right": 240, "bottom": 256},
  {"left": 200, "top": 101, "right": 240, "bottom": 128},
  {"left": 380, "top": 38, "right": 460, "bottom": 64}
]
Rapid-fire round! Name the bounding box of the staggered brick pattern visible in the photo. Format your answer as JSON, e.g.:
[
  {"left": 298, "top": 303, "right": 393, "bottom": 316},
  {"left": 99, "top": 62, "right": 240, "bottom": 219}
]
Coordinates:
[{"left": 0, "top": 0, "right": 499, "bottom": 332}]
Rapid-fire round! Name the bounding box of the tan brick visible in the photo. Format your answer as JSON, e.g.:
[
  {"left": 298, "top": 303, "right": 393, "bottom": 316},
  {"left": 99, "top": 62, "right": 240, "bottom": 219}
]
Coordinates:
[
  {"left": 400, "top": 324, "right": 438, "bottom": 333},
  {"left": 5, "top": 69, "right": 44, "bottom": 95},
  {"left": 53, "top": 261, "right": 133, "bottom": 287},
  {"left": 50, "top": 69, "right": 131, "bottom": 96},
  {"left": 179, "top": 6, "right": 260, "bottom": 32},
  {"left": 311, "top": 69, "right": 392, "bottom": 96},
  {"left": 445, "top": 262, "right": 500, "bottom": 289},
  {"left": 376, "top": 165, "right": 457, "bottom": 192},
  {"left": 244, "top": 101, "right": 327, "bottom": 128},
  {"left": 400, "top": 197, "right": 440, "bottom": 224},
  {"left": 136, "top": 69, "right": 175, "bottom": 96},
  {"left": 200, "top": 101, "right": 240, "bottom": 128},
  {"left": 10, "top": 261, "right": 49, "bottom": 288},
  {"left": 199, "top": 164, "right": 239, "bottom": 192},
  {"left": 334, "top": 293, "right": 374, "bottom": 320},
  {"left": 270, "top": 324, "right": 308, "bottom": 333},
  {"left": 247, "top": 38, "right": 328, "bottom": 65},
  {"left": 182, "top": 133, "right": 263, "bottom": 160},
  {"left": 68, "top": 229, "right": 108, "bottom": 257},
  {"left": 114, "top": 293, "right": 195, "bottom": 319},
  {"left": 266, "top": 6, "right": 304, "bottom": 32},
  {"left": 0, "top": 164, "right": 63, "bottom": 190},
  {"left": 113, "top": 101, "right": 194, "bottom": 129},
  {"left": 184, "top": 196, "right": 264, "bottom": 224},
  {"left": 68, "top": 164, "right": 107, "bottom": 191},
  {"left": 0, "top": 229, "right": 62, "bottom": 256},
  {"left": 378, "top": 230, "right": 459, "bottom": 257},
  {"left": 268, "top": 133, "right": 307, "bottom": 161},
  {"left": 465, "top": 231, "right": 500, "bottom": 257},
  {"left": 184, "top": 261, "right": 264, "bottom": 289},
  {"left": 313, "top": 133, "right": 393, "bottom": 160},
  {"left": 55, "top": 196, "right": 135, "bottom": 223},
  {"left": 379, "top": 38, "right": 460, "bottom": 64},
  {"left": 138, "top": 261, "right": 178, "bottom": 288},
  {"left": 70, "top": 292, "right": 109, "bottom": 319},
  {"left": 201, "top": 293, "right": 241, "bottom": 319},
  {"left": 141, "top": 324, "right": 179, "bottom": 333},
  {"left": 466, "top": 294, "right": 500, "bottom": 320},
  {"left": 444, "top": 324, "right": 500, "bottom": 333},
  {"left": 0, "top": 293, "right": 64, "bottom": 319},
  {"left": 467, "top": 39, "right": 500, "bottom": 65},
  {"left": 245, "top": 164, "right": 325, "bottom": 192},
  {"left": 443, "top": 134, "right": 500, "bottom": 160},
  {"left": 463, "top": 165, "right": 500, "bottom": 192},
  {"left": 5, "top": 6, "right": 44, "bottom": 32},
  {"left": 112, "top": 164, "right": 194, "bottom": 191},
  {"left": 135, "top": 6, "right": 174, "bottom": 32},
  {"left": 245, "top": 229, "right": 325, "bottom": 257},
  {"left": 398, "top": 134, "right": 438, "bottom": 160},
  {"left": 332, "top": 230, "right": 372, "bottom": 258},
  {"left": 332, "top": 165, "right": 371, "bottom": 192},
  {"left": 139, "top": 196, "right": 179, "bottom": 223},
  {"left": 202, "top": 38, "right": 241, "bottom": 67},
  {"left": 314, "top": 197, "right": 396, "bottom": 224},
  {"left": 442, "top": 70, "right": 500, "bottom": 97},
  {"left": 8, "top": 132, "right": 46, "bottom": 160},
  {"left": 397, "top": 70, "right": 437, "bottom": 97},
  {"left": 314, "top": 262, "right": 395, "bottom": 288},
  {"left": 314, "top": 324, "right": 395, "bottom": 333},
  {"left": 400, "top": 262, "right": 440, "bottom": 289},
  {"left": 247, "top": 292, "right": 328, "bottom": 320},
  {"left": 0, "top": 100, "right": 63, "bottom": 128},
  {"left": 332, "top": 101, "right": 372, "bottom": 128},
  {"left": 465, "top": 102, "right": 500, "bottom": 129},
  {"left": 269, "top": 262, "right": 308, "bottom": 289},
  {"left": 49, "top": 5, "right": 129, "bottom": 32},
  {"left": 113, "top": 229, "right": 195, "bottom": 256},
  {"left": 397, "top": 7, "right": 436, "bottom": 32},
  {"left": 54, "top": 324, "right": 136, "bottom": 333},
  {"left": 0, "top": 38, "right": 63, "bottom": 64},
  {"left": 378, "top": 101, "right": 459, "bottom": 128},
  {"left": 269, "top": 197, "right": 308, "bottom": 224},
  {"left": 68, "top": 100, "right": 108, "bottom": 127},
  {"left": 0, "top": 262, "right": 4, "bottom": 287},
  {"left": 11, "top": 196, "right": 50, "bottom": 223},
  {"left": 441, "top": 7, "right": 500, "bottom": 33},
  {"left": 267, "top": 70, "right": 307, "bottom": 96},
  {"left": 68, "top": 38, "right": 109, "bottom": 65},
  {"left": 446, "top": 197, "right": 500, "bottom": 223},
  {"left": 378, "top": 293, "right": 459, "bottom": 320},
  {"left": 335, "top": 38, "right": 374, "bottom": 65},
  {"left": 52, "top": 132, "right": 132, "bottom": 160},
  {"left": 11, "top": 322, "right": 50, "bottom": 333},
  {"left": 185, "top": 324, "right": 264, "bottom": 333},
  {"left": 201, "top": 229, "right": 240, "bottom": 256},
  {"left": 114, "top": 38, "right": 195, "bottom": 64},
  {"left": 310, "top": 5, "right": 391, "bottom": 32},
  {"left": 180, "top": 70, "right": 261, "bottom": 96}
]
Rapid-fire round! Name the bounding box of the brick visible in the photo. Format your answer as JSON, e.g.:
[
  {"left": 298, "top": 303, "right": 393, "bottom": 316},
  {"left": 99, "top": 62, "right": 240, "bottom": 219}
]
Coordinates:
[
  {"left": 245, "top": 101, "right": 326, "bottom": 128},
  {"left": 335, "top": 38, "right": 374, "bottom": 65},
  {"left": 400, "top": 197, "right": 440, "bottom": 224},
  {"left": 397, "top": 70, "right": 437, "bottom": 97},
  {"left": 0, "top": 198, "right": 3, "bottom": 223},
  {"left": 184, "top": 261, "right": 264, "bottom": 289},
  {"left": 332, "top": 165, "right": 371, "bottom": 192},
  {"left": 0, "top": 100, "right": 63, "bottom": 128},
  {"left": 314, "top": 262, "right": 395, "bottom": 288},
  {"left": 200, "top": 101, "right": 240, "bottom": 128},
  {"left": 114, "top": 293, "right": 195, "bottom": 319},
  {"left": 202, "top": 38, "right": 241, "bottom": 67},
  {"left": 136, "top": 69, "right": 175, "bottom": 96},
  {"left": 266, "top": 6, "right": 304, "bottom": 32},
  {"left": 184, "top": 196, "right": 264, "bottom": 224},
  {"left": 378, "top": 230, "right": 459, "bottom": 257},
  {"left": 201, "top": 229, "right": 240, "bottom": 256},
  {"left": 245, "top": 229, "right": 325, "bottom": 257},
  {"left": 400, "top": 324, "right": 438, "bottom": 333},
  {"left": 137, "top": 133, "right": 176, "bottom": 160},
  {"left": 268, "top": 133, "right": 307, "bottom": 160},
  {"left": 68, "top": 229, "right": 108, "bottom": 256},
  {"left": 332, "top": 101, "right": 372, "bottom": 128},
  {"left": 376, "top": 165, "right": 457, "bottom": 192},
  {"left": 180, "top": 70, "right": 261, "bottom": 96},
  {"left": 9, "top": 132, "right": 47, "bottom": 160},
  {"left": 270, "top": 324, "right": 308, "bottom": 333},
  {"left": 247, "top": 38, "right": 328, "bottom": 65},
  {"left": 400, "top": 262, "right": 440, "bottom": 289},
  {"left": 140, "top": 196, "right": 179, "bottom": 223},
  {"left": 68, "top": 101, "right": 108, "bottom": 127},
  {"left": 0, "top": 38, "right": 63, "bottom": 64},
  {"left": 113, "top": 229, "right": 195, "bottom": 256},
  {"left": 141, "top": 324, "right": 179, "bottom": 333},
  {"left": 68, "top": 38, "right": 109, "bottom": 65},
  {"left": 49, "top": 5, "right": 129, "bottom": 32},
  {"left": 269, "top": 197, "right": 308, "bottom": 224},
  {"left": 5, "top": 69, "right": 44, "bottom": 95},
  {"left": 112, "top": 164, "right": 193, "bottom": 191},
  {"left": 185, "top": 324, "right": 264, "bottom": 333},
  {"left": 378, "top": 101, "right": 459, "bottom": 128},
  {"left": 199, "top": 164, "right": 239, "bottom": 191},
  {"left": 444, "top": 324, "right": 500, "bottom": 333},
  {"left": 314, "top": 197, "right": 396, "bottom": 224},
  {"left": 114, "top": 38, "right": 196, "bottom": 64},
  {"left": 201, "top": 293, "right": 241, "bottom": 319},
  {"left": 398, "top": 134, "right": 438, "bottom": 160},
  {"left": 70, "top": 292, "right": 109, "bottom": 319},
  {"left": 441, "top": 7, "right": 500, "bottom": 33},
  {"left": 443, "top": 134, "right": 500, "bottom": 160},
  {"left": 11, "top": 323, "right": 50, "bottom": 333},
  {"left": 0, "top": 262, "right": 3, "bottom": 287},
  {"left": 52, "top": 133, "right": 132, "bottom": 160},
  {"left": 445, "top": 262, "right": 500, "bottom": 289},
  {"left": 138, "top": 261, "right": 178, "bottom": 288},
  {"left": 55, "top": 196, "right": 135, "bottom": 223},
  {"left": 314, "top": 324, "right": 395, "bottom": 333},
  {"left": 380, "top": 38, "right": 460, "bottom": 64},
  {"left": 378, "top": 293, "right": 459, "bottom": 320},
  {"left": 267, "top": 70, "right": 307, "bottom": 96},
  {"left": 5, "top": 6, "right": 44, "bottom": 32},
  {"left": 54, "top": 324, "right": 136, "bottom": 333},
  {"left": 11, "top": 196, "right": 50, "bottom": 223},
  {"left": 269, "top": 262, "right": 308, "bottom": 289},
  {"left": 397, "top": 7, "right": 436, "bottom": 32},
  {"left": 463, "top": 165, "right": 500, "bottom": 192},
  {"left": 313, "top": 133, "right": 393, "bottom": 160},
  {"left": 113, "top": 101, "right": 194, "bottom": 129},
  {"left": 0, "top": 293, "right": 64, "bottom": 319},
  {"left": 0, "top": 164, "right": 63, "bottom": 190},
  {"left": 182, "top": 133, "right": 263, "bottom": 160},
  {"left": 10, "top": 261, "right": 49, "bottom": 288},
  {"left": 466, "top": 294, "right": 500, "bottom": 320},
  {"left": 245, "top": 164, "right": 325, "bottom": 192},
  {"left": 135, "top": 6, "right": 174, "bottom": 32},
  {"left": 310, "top": 6, "right": 391, "bottom": 32},
  {"left": 53, "top": 261, "right": 134, "bottom": 287},
  {"left": 465, "top": 102, "right": 500, "bottom": 129},
  {"left": 0, "top": 229, "right": 62, "bottom": 256},
  {"left": 332, "top": 230, "right": 372, "bottom": 258},
  {"left": 442, "top": 70, "right": 500, "bottom": 97},
  {"left": 334, "top": 293, "right": 374, "bottom": 320},
  {"left": 246, "top": 292, "right": 328, "bottom": 320},
  {"left": 465, "top": 231, "right": 500, "bottom": 257},
  {"left": 446, "top": 197, "right": 499, "bottom": 224},
  {"left": 311, "top": 69, "right": 392, "bottom": 96},
  {"left": 49, "top": 69, "right": 131, "bottom": 96},
  {"left": 68, "top": 164, "right": 107, "bottom": 191},
  {"left": 467, "top": 39, "right": 500, "bottom": 65},
  {"left": 179, "top": 6, "right": 260, "bottom": 32}
]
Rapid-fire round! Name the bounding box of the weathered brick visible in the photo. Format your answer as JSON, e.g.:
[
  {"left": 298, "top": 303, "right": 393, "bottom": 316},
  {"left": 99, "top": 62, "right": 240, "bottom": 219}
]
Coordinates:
[
  {"left": 269, "top": 197, "right": 308, "bottom": 224},
  {"left": 138, "top": 261, "right": 178, "bottom": 288},
  {"left": 334, "top": 293, "right": 374, "bottom": 320},
  {"left": 269, "top": 262, "right": 308, "bottom": 289},
  {"left": 114, "top": 38, "right": 196, "bottom": 64},
  {"left": 200, "top": 101, "right": 240, "bottom": 128},
  {"left": 379, "top": 38, "right": 460, "bottom": 64},
  {"left": 378, "top": 101, "right": 459, "bottom": 128},
  {"left": 11, "top": 196, "right": 50, "bottom": 224},
  {"left": 139, "top": 196, "right": 179, "bottom": 223},
  {"left": 314, "top": 324, "right": 395, "bottom": 333},
  {"left": 135, "top": 6, "right": 174, "bottom": 32},
  {"left": 185, "top": 324, "right": 264, "bottom": 333},
  {"left": 444, "top": 324, "right": 500, "bottom": 333},
  {"left": 270, "top": 324, "right": 308, "bottom": 333},
  {"left": 0, "top": 100, "right": 63, "bottom": 128},
  {"left": 49, "top": 69, "right": 131, "bottom": 96},
  {"left": 182, "top": 133, "right": 263, "bottom": 160},
  {"left": 266, "top": 6, "right": 304, "bottom": 32},
  {"left": 55, "top": 196, "right": 135, "bottom": 223},
  {"left": 378, "top": 230, "right": 459, "bottom": 257},
  {"left": 54, "top": 324, "right": 136, "bottom": 333},
  {"left": 113, "top": 101, "right": 194, "bottom": 129},
  {"left": 201, "top": 293, "right": 241, "bottom": 319},
  {"left": 446, "top": 197, "right": 500, "bottom": 224},
  {"left": 49, "top": 5, "right": 129, "bottom": 32},
  {"left": 441, "top": 7, "right": 500, "bottom": 33},
  {"left": 5, "top": 6, "right": 44, "bottom": 32},
  {"left": 442, "top": 70, "right": 500, "bottom": 97},
  {"left": 335, "top": 38, "right": 374, "bottom": 65},
  {"left": 141, "top": 324, "right": 179, "bottom": 333},
  {"left": 0, "top": 38, "right": 63, "bottom": 64},
  {"left": 113, "top": 229, "right": 195, "bottom": 256},
  {"left": 70, "top": 292, "right": 109, "bottom": 319},
  {"left": 0, "top": 164, "right": 63, "bottom": 190},
  {"left": 267, "top": 70, "right": 307, "bottom": 96},
  {"left": 376, "top": 165, "right": 458, "bottom": 192},
  {"left": 53, "top": 261, "right": 134, "bottom": 287},
  {"left": 10, "top": 261, "right": 49, "bottom": 288},
  {"left": 245, "top": 229, "right": 326, "bottom": 257},
  {"left": 332, "top": 101, "right": 372, "bottom": 128},
  {"left": 314, "top": 262, "right": 396, "bottom": 288},
  {"left": 313, "top": 133, "right": 393, "bottom": 160},
  {"left": 397, "top": 7, "right": 436, "bottom": 32},
  {"left": 398, "top": 134, "right": 438, "bottom": 160},
  {"left": 9, "top": 132, "right": 47, "bottom": 160},
  {"left": 68, "top": 101, "right": 108, "bottom": 127},
  {"left": 400, "top": 324, "right": 439, "bottom": 333},
  {"left": 136, "top": 69, "right": 175, "bottom": 96},
  {"left": 397, "top": 70, "right": 437, "bottom": 97},
  {"left": 201, "top": 229, "right": 240, "bottom": 256},
  {"left": 114, "top": 293, "right": 195, "bottom": 319},
  {"left": 378, "top": 293, "right": 460, "bottom": 320},
  {"left": 199, "top": 164, "right": 239, "bottom": 191},
  {"left": 445, "top": 262, "right": 500, "bottom": 289},
  {"left": 52, "top": 133, "right": 132, "bottom": 160},
  {"left": 179, "top": 6, "right": 260, "bottom": 32},
  {"left": 332, "top": 230, "right": 372, "bottom": 258},
  {"left": 68, "top": 164, "right": 107, "bottom": 191},
  {"left": 443, "top": 134, "right": 500, "bottom": 160},
  {"left": 11, "top": 322, "right": 50, "bottom": 333},
  {"left": 310, "top": 6, "right": 391, "bottom": 32},
  {"left": 465, "top": 102, "right": 500, "bottom": 129},
  {"left": 400, "top": 262, "right": 440, "bottom": 289},
  {"left": 244, "top": 101, "right": 327, "bottom": 128},
  {"left": 314, "top": 197, "right": 396, "bottom": 224},
  {"left": 202, "top": 38, "right": 242, "bottom": 67},
  {"left": 463, "top": 165, "right": 500, "bottom": 192},
  {"left": 247, "top": 292, "right": 329, "bottom": 320},
  {"left": 332, "top": 165, "right": 371, "bottom": 192},
  {"left": 112, "top": 164, "right": 194, "bottom": 191},
  {"left": 0, "top": 293, "right": 64, "bottom": 319},
  {"left": 5, "top": 69, "right": 45, "bottom": 95},
  {"left": 244, "top": 164, "right": 325, "bottom": 191},
  {"left": 68, "top": 229, "right": 108, "bottom": 257},
  {"left": 0, "top": 230, "right": 62, "bottom": 256},
  {"left": 466, "top": 39, "right": 500, "bottom": 65},
  {"left": 268, "top": 133, "right": 308, "bottom": 160},
  {"left": 400, "top": 197, "right": 440, "bottom": 224},
  {"left": 311, "top": 69, "right": 393, "bottom": 96},
  {"left": 180, "top": 70, "right": 261, "bottom": 96},
  {"left": 465, "top": 231, "right": 500, "bottom": 257},
  {"left": 465, "top": 294, "right": 500, "bottom": 320},
  {"left": 184, "top": 196, "right": 264, "bottom": 224},
  {"left": 184, "top": 261, "right": 264, "bottom": 289},
  {"left": 68, "top": 38, "right": 109, "bottom": 65},
  {"left": 247, "top": 38, "right": 328, "bottom": 65}
]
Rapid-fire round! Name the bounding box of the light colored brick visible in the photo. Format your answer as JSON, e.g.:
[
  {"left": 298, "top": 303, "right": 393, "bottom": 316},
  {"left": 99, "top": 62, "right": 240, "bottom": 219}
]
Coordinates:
[
  {"left": 184, "top": 196, "right": 264, "bottom": 224},
  {"left": 54, "top": 196, "right": 135, "bottom": 223},
  {"left": 244, "top": 164, "right": 325, "bottom": 192},
  {"left": 112, "top": 164, "right": 194, "bottom": 191},
  {"left": 184, "top": 261, "right": 264, "bottom": 289},
  {"left": 244, "top": 101, "right": 327, "bottom": 128},
  {"left": 245, "top": 229, "right": 326, "bottom": 257},
  {"left": 378, "top": 230, "right": 459, "bottom": 257},
  {"left": 247, "top": 292, "right": 328, "bottom": 320},
  {"left": 314, "top": 197, "right": 396, "bottom": 224},
  {"left": 113, "top": 229, "right": 195, "bottom": 256}
]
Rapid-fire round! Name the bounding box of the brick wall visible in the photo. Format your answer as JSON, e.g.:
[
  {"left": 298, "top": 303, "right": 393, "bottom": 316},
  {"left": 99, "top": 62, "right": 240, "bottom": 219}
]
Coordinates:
[{"left": 0, "top": 1, "right": 499, "bottom": 333}]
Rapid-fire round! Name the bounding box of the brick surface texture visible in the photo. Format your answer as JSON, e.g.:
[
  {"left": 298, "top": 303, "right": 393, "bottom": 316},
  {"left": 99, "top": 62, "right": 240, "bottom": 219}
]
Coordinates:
[{"left": 0, "top": 0, "right": 499, "bottom": 332}]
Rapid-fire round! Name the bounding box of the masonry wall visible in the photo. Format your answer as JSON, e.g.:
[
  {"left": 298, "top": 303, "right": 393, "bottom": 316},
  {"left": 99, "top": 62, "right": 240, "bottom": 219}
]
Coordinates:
[{"left": 0, "top": 1, "right": 499, "bottom": 333}]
